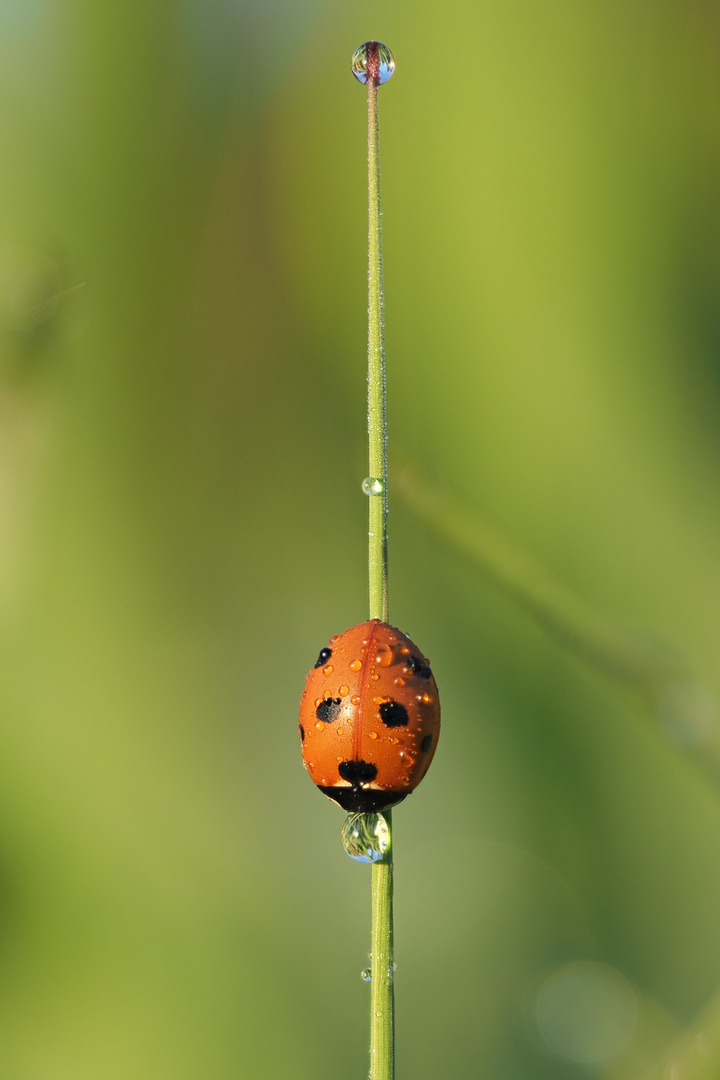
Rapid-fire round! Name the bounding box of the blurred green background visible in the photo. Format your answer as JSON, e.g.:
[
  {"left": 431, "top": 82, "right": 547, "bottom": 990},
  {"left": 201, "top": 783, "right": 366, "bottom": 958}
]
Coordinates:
[{"left": 1, "top": 1, "right": 720, "bottom": 1077}]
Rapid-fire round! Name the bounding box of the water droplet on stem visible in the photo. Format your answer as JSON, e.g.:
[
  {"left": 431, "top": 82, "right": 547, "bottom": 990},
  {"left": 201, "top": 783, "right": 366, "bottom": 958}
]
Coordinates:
[
  {"left": 351, "top": 41, "right": 396, "bottom": 86},
  {"left": 341, "top": 812, "right": 390, "bottom": 863},
  {"left": 362, "top": 476, "right": 385, "bottom": 496}
]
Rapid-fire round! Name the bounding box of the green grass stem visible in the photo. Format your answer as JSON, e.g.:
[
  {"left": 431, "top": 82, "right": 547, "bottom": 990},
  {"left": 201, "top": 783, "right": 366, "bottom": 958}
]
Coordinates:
[
  {"left": 370, "top": 810, "right": 395, "bottom": 1080},
  {"left": 364, "top": 41, "right": 394, "bottom": 1080},
  {"left": 366, "top": 50, "right": 389, "bottom": 625}
]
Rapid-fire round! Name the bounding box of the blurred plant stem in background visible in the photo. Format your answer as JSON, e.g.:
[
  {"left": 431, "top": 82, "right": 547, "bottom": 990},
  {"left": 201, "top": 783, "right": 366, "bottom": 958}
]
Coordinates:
[
  {"left": 638, "top": 988, "right": 720, "bottom": 1080},
  {"left": 396, "top": 457, "right": 720, "bottom": 785},
  {"left": 396, "top": 456, "right": 684, "bottom": 687}
]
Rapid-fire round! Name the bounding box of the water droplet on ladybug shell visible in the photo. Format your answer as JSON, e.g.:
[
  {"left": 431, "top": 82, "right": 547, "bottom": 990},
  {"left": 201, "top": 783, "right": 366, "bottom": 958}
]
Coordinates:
[{"left": 376, "top": 643, "right": 394, "bottom": 668}]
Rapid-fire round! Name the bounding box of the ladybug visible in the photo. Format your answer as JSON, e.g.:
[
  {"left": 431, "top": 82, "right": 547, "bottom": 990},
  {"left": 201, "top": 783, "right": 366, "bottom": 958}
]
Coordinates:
[{"left": 298, "top": 619, "right": 440, "bottom": 812}]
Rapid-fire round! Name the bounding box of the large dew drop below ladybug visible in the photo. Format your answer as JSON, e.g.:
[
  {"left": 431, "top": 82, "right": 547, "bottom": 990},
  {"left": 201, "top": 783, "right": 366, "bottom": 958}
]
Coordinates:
[{"left": 299, "top": 620, "right": 440, "bottom": 812}]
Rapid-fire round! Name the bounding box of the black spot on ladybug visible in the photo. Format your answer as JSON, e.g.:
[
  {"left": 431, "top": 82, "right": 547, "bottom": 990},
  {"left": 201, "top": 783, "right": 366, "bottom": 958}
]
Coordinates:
[
  {"left": 407, "top": 655, "right": 432, "bottom": 679},
  {"left": 299, "top": 724, "right": 305, "bottom": 743},
  {"left": 379, "top": 700, "right": 409, "bottom": 727},
  {"left": 338, "top": 760, "right": 378, "bottom": 784},
  {"left": 316, "top": 698, "right": 342, "bottom": 722},
  {"left": 420, "top": 733, "right": 432, "bottom": 752},
  {"left": 314, "top": 647, "right": 332, "bottom": 669}
]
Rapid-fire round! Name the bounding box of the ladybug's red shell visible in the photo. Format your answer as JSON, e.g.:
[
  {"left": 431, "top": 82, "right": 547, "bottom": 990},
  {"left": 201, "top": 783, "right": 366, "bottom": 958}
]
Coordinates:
[{"left": 299, "top": 620, "right": 440, "bottom": 812}]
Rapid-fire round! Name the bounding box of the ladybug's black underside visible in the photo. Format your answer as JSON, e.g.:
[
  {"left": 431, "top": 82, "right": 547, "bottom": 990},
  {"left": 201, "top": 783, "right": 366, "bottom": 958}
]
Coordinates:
[{"left": 318, "top": 785, "right": 409, "bottom": 813}]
